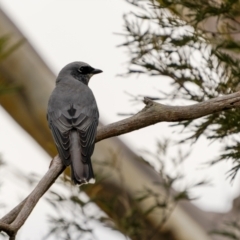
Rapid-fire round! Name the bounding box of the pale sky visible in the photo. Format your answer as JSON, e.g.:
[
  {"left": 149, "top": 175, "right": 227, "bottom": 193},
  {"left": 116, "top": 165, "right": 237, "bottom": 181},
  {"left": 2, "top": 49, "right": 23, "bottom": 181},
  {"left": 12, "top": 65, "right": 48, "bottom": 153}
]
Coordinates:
[{"left": 0, "top": 0, "right": 239, "bottom": 239}]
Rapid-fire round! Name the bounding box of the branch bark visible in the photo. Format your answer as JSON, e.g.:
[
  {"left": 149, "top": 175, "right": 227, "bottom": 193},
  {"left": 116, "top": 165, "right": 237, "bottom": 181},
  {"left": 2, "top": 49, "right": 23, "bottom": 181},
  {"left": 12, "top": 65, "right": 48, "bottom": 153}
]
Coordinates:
[
  {"left": 1, "top": 91, "right": 240, "bottom": 239},
  {"left": 0, "top": 156, "right": 65, "bottom": 238},
  {"left": 96, "top": 91, "right": 240, "bottom": 142}
]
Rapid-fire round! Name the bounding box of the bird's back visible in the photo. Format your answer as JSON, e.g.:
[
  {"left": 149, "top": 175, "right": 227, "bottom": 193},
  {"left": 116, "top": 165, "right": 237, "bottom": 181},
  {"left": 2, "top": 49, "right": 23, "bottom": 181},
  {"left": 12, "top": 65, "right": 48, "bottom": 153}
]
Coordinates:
[{"left": 47, "top": 74, "right": 99, "bottom": 185}]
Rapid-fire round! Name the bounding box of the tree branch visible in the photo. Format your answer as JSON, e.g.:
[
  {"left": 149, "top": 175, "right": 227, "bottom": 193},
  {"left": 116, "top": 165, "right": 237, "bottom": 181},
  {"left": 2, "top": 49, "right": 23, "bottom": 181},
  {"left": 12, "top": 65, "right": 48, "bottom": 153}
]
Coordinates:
[
  {"left": 96, "top": 91, "right": 240, "bottom": 142},
  {"left": 1, "top": 91, "right": 240, "bottom": 239},
  {"left": 0, "top": 221, "right": 15, "bottom": 236},
  {"left": 1, "top": 199, "right": 26, "bottom": 224},
  {"left": 0, "top": 156, "right": 65, "bottom": 238}
]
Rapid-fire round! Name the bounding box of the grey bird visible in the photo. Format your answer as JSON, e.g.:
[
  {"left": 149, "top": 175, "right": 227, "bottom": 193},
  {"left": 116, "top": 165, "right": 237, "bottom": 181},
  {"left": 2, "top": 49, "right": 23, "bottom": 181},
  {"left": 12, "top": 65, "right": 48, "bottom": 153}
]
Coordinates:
[{"left": 47, "top": 61, "right": 102, "bottom": 185}]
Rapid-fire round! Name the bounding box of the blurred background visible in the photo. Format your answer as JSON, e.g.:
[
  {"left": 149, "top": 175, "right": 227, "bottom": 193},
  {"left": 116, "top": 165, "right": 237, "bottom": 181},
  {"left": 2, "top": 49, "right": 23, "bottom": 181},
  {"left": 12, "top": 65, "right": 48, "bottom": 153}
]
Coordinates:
[{"left": 0, "top": 0, "right": 240, "bottom": 239}]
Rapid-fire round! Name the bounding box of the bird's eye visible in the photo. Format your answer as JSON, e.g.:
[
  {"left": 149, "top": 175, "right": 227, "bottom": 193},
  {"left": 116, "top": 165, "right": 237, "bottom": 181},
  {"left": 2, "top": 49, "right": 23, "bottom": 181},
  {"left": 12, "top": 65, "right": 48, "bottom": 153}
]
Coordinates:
[
  {"left": 78, "top": 66, "right": 93, "bottom": 74},
  {"left": 78, "top": 66, "right": 84, "bottom": 73}
]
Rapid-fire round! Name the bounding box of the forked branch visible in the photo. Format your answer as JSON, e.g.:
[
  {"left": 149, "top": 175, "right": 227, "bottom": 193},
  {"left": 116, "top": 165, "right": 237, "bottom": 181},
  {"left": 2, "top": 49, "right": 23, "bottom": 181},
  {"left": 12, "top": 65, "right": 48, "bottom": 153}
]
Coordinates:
[
  {"left": 1, "top": 91, "right": 240, "bottom": 239},
  {"left": 96, "top": 91, "right": 240, "bottom": 142}
]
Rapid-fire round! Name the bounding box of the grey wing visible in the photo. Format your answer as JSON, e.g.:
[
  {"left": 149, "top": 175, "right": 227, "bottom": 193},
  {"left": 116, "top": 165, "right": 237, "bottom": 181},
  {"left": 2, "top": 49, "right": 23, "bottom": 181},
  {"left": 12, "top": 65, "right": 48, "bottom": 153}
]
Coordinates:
[
  {"left": 78, "top": 117, "right": 98, "bottom": 163},
  {"left": 47, "top": 107, "right": 99, "bottom": 166},
  {"left": 47, "top": 111, "right": 72, "bottom": 166},
  {"left": 72, "top": 107, "right": 99, "bottom": 163}
]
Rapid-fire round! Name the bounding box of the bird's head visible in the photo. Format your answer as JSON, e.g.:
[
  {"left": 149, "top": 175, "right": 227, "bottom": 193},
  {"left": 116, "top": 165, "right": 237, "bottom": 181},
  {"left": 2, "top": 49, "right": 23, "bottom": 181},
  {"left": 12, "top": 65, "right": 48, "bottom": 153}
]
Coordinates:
[{"left": 58, "top": 61, "right": 102, "bottom": 85}]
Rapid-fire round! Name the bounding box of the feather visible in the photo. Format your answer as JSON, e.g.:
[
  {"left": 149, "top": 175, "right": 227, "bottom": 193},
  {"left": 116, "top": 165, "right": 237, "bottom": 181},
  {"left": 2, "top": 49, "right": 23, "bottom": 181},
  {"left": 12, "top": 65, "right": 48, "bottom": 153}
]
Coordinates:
[{"left": 47, "top": 62, "right": 100, "bottom": 185}]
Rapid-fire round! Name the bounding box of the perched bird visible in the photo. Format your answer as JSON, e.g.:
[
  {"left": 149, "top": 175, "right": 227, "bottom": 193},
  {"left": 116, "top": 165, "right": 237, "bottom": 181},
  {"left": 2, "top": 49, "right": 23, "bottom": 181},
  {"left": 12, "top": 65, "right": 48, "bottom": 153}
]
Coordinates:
[{"left": 47, "top": 61, "right": 102, "bottom": 185}]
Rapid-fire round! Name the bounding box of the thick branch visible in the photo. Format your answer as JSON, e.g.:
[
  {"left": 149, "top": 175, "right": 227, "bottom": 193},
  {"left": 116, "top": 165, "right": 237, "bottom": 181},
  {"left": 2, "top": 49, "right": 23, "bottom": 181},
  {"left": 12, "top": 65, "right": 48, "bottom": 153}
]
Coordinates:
[
  {"left": 1, "top": 91, "right": 240, "bottom": 238},
  {"left": 96, "top": 91, "right": 240, "bottom": 142}
]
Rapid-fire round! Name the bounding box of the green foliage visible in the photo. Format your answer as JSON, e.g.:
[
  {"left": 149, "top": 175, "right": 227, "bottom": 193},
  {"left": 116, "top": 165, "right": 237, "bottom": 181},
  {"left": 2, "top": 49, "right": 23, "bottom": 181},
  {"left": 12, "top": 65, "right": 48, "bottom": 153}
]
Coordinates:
[{"left": 121, "top": 0, "right": 240, "bottom": 181}]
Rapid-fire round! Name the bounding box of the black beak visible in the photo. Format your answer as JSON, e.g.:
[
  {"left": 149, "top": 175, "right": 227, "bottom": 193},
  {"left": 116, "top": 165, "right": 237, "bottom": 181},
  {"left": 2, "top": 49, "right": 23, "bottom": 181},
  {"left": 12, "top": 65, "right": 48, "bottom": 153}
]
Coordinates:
[{"left": 92, "top": 68, "right": 103, "bottom": 75}]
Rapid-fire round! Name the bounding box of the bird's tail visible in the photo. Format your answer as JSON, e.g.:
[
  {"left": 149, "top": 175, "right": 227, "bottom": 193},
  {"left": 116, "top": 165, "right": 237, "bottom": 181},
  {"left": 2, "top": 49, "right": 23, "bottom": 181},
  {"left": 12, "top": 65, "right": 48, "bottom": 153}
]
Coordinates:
[{"left": 70, "top": 130, "right": 95, "bottom": 185}]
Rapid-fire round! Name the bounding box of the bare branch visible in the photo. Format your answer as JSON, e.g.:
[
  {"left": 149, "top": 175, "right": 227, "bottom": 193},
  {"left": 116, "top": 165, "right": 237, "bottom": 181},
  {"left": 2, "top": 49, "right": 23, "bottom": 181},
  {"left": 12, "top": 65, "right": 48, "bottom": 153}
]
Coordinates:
[
  {"left": 11, "top": 155, "right": 64, "bottom": 229},
  {"left": 0, "top": 156, "right": 65, "bottom": 238},
  {"left": 96, "top": 91, "right": 240, "bottom": 142},
  {"left": 1, "top": 91, "right": 240, "bottom": 238},
  {"left": 1, "top": 199, "right": 27, "bottom": 224},
  {"left": 0, "top": 221, "right": 15, "bottom": 236}
]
